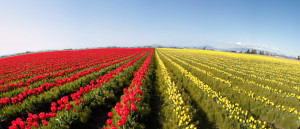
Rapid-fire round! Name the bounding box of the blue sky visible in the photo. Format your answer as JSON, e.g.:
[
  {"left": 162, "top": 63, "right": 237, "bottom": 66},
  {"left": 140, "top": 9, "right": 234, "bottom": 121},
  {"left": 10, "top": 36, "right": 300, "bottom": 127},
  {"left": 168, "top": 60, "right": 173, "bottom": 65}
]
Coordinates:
[{"left": 0, "top": 0, "right": 299, "bottom": 57}]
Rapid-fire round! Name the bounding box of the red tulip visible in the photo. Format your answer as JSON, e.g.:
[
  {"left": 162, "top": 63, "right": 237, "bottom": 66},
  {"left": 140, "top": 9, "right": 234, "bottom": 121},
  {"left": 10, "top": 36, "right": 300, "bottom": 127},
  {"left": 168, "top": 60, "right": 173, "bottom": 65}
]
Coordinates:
[
  {"left": 61, "top": 104, "right": 65, "bottom": 109},
  {"left": 75, "top": 100, "right": 80, "bottom": 105},
  {"left": 25, "top": 125, "right": 31, "bottom": 129},
  {"left": 117, "top": 119, "right": 123, "bottom": 126},
  {"left": 108, "top": 112, "right": 113, "bottom": 117},
  {"left": 51, "top": 106, "right": 57, "bottom": 112},
  {"left": 28, "top": 113, "right": 33, "bottom": 117},
  {"left": 111, "top": 125, "right": 117, "bottom": 129},
  {"left": 42, "top": 120, "right": 48, "bottom": 126},
  {"left": 49, "top": 112, "right": 56, "bottom": 117},
  {"left": 132, "top": 105, "right": 138, "bottom": 111},
  {"left": 27, "top": 117, "right": 32, "bottom": 123},
  {"left": 9, "top": 124, "right": 17, "bottom": 129},
  {"left": 32, "top": 114, "right": 38, "bottom": 120},
  {"left": 39, "top": 112, "right": 45, "bottom": 119},
  {"left": 45, "top": 113, "right": 50, "bottom": 119},
  {"left": 107, "top": 119, "right": 113, "bottom": 126},
  {"left": 33, "top": 121, "right": 39, "bottom": 128},
  {"left": 66, "top": 106, "right": 70, "bottom": 111},
  {"left": 51, "top": 102, "right": 57, "bottom": 107},
  {"left": 123, "top": 109, "right": 130, "bottom": 116}
]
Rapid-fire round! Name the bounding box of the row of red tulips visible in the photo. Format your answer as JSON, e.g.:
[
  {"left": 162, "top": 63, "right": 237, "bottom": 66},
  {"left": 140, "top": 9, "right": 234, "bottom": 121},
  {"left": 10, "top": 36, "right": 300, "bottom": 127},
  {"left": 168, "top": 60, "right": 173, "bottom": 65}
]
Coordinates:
[
  {"left": 105, "top": 51, "right": 153, "bottom": 129},
  {"left": 0, "top": 49, "right": 146, "bottom": 91},
  {"left": 0, "top": 52, "right": 134, "bottom": 92},
  {"left": 40, "top": 51, "right": 152, "bottom": 129},
  {"left": 0, "top": 49, "right": 147, "bottom": 86},
  {"left": 8, "top": 50, "right": 152, "bottom": 129},
  {"left": 0, "top": 50, "right": 150, "bottom": 124},
  {"left": 0, "top": 52, "right": 145, "bottom": 108},
  {"left": 0, "top": 49, "right": 108, "bottom": 81}
]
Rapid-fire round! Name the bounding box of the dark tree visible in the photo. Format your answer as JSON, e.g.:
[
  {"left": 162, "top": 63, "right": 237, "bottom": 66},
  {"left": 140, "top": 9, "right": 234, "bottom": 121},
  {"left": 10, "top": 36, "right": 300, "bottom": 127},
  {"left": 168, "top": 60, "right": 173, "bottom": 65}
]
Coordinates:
[
  {"left": 246, "top": 49, "right": 250, "bottom": 53},
  {"left": 259, "top": 51, "right": 264, "bottom": 55},
  {"left": 251, "top": 49, "right": 257, "bottom": 54}
]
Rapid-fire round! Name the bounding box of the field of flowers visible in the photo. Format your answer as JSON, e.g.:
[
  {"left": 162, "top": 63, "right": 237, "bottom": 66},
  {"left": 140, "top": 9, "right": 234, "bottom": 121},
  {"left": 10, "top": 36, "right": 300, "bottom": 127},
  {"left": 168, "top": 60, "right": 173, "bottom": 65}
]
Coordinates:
[
  {"left": 0, "top": 48, "right": 299, "bottom": 129},
  {"left": 156, "top": 48, "right": 300, "bottom": 129}
]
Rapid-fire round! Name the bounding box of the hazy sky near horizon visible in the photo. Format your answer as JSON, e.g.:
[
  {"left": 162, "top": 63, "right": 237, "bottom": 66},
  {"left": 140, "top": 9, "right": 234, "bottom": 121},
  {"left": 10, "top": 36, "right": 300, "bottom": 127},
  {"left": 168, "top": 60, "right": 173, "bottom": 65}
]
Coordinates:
[{"left": 0, "top": 0, "right": 299, "bottom": 56}]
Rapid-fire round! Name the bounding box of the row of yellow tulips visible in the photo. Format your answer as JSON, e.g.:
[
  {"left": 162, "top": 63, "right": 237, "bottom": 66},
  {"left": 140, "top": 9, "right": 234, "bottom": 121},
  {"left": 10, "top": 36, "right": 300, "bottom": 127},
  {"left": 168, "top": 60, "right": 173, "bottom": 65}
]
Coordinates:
[
  {"left": 157, "top": 49, "right": 268, "bottom": 129},
  {"left": 162, "top": 49, "right": 300, "bottom": 88},
  {"left": 160, "top": 50, "right": 300, "bottom": 119},
  {"left": 155, "top": 51, "right": 196, "bottom": 129}
]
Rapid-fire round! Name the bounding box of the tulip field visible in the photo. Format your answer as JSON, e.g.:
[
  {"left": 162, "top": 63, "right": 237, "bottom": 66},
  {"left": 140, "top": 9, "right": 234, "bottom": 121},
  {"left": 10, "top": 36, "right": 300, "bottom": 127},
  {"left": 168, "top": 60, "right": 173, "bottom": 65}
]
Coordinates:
[{"left": 0, "top": 48, "right": 299, "bottom": 129}]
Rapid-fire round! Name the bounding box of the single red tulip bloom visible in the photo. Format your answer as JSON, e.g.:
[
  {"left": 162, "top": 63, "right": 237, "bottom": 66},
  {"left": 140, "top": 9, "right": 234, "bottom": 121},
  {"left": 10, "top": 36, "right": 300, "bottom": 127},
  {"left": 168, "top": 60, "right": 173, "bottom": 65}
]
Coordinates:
[
  {"left": 117, "top": 120, "right": 123, "bottom": 127},
  {"left": 39, "top": 112, "right": 45, "bottom": 119},
  {"left": 26, "top": 125, "right": 32, "bottom": 129},
  {"left": 137, "top": 98, "right": 141, "bottom": 102},
  {"left": 66, "top": 107, "right": 70, "bottom": 111},
  {"left": 107, "top": 118, "right": 113, "bottom": 126},
  {"left": 42, "top": 120, "right": 48, "bottom": 126},
  {"left": 51, "top": 107, "right": 57, "bottom": 112},
  {"left": 32, "top": 114, "right": 38, "bottom": 120},
  {"left": 108, "top": 112, "right": 113, "bottom": 117},
  {"left": 27, "top": 117, "right": 33, "bottom": 123},
  {"left": 33, "top": 121, "right": 39, "bottom": 128},
  {"left": 111, "top": 125, "right": 117, "bottom": 129},
  {"left": 75, "top": 100, "right": 80, "bottom": 105}
]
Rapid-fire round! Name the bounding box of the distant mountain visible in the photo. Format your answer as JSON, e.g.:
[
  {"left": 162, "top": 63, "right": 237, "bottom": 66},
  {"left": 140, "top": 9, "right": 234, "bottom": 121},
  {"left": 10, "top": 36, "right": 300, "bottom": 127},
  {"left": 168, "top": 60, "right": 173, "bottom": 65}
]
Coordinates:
[
  {"left": 223, "top": 47, "right": 296, "bottom": 58},
  {"left": 132, "top": 44, "right": 178, "bottom": 48},
  {"left": 145, "top": 44, "right": 164, "bottom": 48},
  {"left": 139, "top": 44, "right": 217, "bottom": 50},
  {"left": 224, "top": 47, "right": 251, "bottom": 52},
  {"left": 188, "top": 45, "right": 216, "bottom": 50}
]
